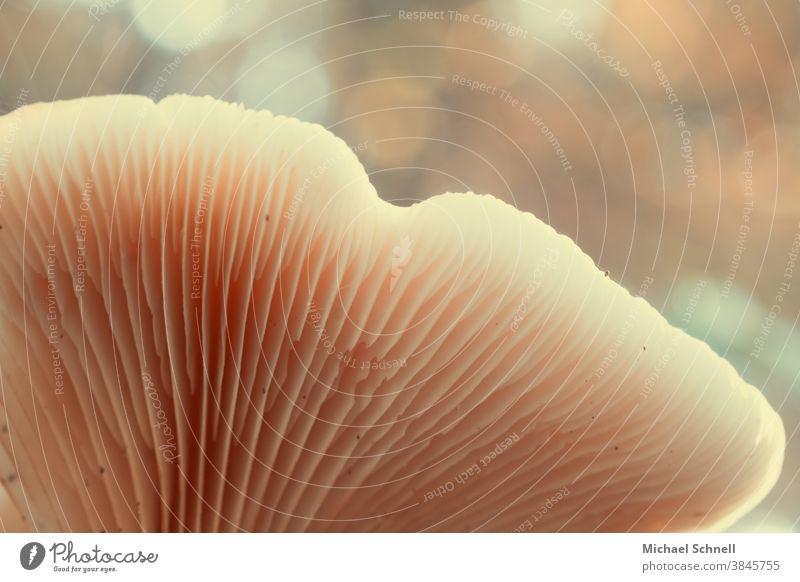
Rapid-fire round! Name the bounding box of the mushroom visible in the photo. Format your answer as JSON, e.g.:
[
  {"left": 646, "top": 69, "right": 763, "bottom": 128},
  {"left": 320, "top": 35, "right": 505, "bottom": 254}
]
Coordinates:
[{"left": 0, "top": 95, "right": 784, "bottom": 532}]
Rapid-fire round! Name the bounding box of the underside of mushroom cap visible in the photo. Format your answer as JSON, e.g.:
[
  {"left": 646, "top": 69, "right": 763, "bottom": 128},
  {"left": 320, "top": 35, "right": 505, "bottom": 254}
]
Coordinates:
[{"left": 0, "top": 94, "right": 785, "bottom": 532}]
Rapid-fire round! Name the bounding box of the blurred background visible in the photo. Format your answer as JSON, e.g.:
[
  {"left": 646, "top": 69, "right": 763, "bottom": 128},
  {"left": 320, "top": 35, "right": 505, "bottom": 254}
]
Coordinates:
[{"left": 1, "top": 0, "right": 798, "bottom": 532}]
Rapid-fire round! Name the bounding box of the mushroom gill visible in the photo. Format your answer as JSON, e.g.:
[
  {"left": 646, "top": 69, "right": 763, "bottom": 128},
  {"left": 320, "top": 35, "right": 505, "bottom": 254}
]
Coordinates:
[{"left": 0, "top": 95, "right": 784, "bottom": 532}]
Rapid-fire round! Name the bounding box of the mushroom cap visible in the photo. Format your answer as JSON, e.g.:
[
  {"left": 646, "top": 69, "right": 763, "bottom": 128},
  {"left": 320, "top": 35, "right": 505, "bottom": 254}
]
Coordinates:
[{"left": 0, "top": 95, "right": 785, "bottom": 532}]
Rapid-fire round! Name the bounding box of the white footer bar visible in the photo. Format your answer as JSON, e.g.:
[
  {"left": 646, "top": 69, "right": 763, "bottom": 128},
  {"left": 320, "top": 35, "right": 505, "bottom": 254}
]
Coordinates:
[{"left": 1, "top": 533, "right": 797, "bottom": 580}]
